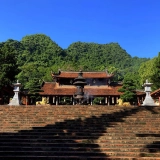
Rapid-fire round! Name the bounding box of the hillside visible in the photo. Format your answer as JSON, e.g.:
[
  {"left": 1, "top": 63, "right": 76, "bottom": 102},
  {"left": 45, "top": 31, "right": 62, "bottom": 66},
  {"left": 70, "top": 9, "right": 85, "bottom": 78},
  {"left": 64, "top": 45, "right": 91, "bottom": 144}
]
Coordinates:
[{"left": 0, "top": 34, "right": 149, "bottom": 89}]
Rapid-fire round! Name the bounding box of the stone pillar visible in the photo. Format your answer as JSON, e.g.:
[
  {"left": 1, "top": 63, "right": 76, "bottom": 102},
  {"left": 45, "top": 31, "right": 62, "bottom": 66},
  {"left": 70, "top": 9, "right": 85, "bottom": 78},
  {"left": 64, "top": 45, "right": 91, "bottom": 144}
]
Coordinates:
[
  {"left": 53, "top": 96, "right": 55, "bottom": 103},
  {"left": 105, "top": 97, "right": 107, "bottom": 104},
  {"left": 58, "top": 97, "right": 62, "bottom": 104},
  {"left": 72, "top": 96, "right": 75, "bottom": 105},
  {"left": 87, "top": 97, "right": 89, "bottom": 104},
  {"left": 73, "top": 97, "right": 75, "bottom": 105},
  {"left": 110, "top": 96, "right": 112, "bottom": 105},
  {"left": 108, "top": 96, "right": 110, "bottom": 106},
  {"left": 116, "top": 97, "right": 118, "bottom": 105},
  {"left": 112, "top": 97, "right": 114, "bottom": 105},
  {"left": 114, "top": 97, "right": 116, "bottom": 105},
  {"left": 91, "top": 98, "right": 93, "bottom": 105},
  {"left": 56, "top": 96, "right": 58, "bottom": 105},
  {"left": 26, "top": 96, "right": 28, "bottom": 105}
]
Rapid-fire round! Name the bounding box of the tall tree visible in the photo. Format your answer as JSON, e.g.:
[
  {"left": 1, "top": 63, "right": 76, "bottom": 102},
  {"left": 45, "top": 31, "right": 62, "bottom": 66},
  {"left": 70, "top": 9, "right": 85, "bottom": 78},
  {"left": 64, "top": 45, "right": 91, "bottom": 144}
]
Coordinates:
[
  {"left": 150, "top": 52, "right": 160, "bottom": 90},
  {"left": 0, "top": 42, "right": 19, "bottom": 88},
  {"left": 16, "top": 62, "right": 44, "bottom": 89},
  {"left": 138, "top": 58, "right": 156, "bottom": 89},
  {"left": 25, "top": 78, "right": 43, "bottom": 104},
  {"left": 118, "top": 77, "right": 137, "bottom": 103}
]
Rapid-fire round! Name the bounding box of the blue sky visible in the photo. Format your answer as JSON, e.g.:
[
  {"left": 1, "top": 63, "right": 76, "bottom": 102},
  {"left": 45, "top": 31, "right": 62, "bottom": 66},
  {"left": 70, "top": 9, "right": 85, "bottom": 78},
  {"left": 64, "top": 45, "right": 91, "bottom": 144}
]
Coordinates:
[{"left": 0, "top": 0, "right": 160, "bottom": 58}]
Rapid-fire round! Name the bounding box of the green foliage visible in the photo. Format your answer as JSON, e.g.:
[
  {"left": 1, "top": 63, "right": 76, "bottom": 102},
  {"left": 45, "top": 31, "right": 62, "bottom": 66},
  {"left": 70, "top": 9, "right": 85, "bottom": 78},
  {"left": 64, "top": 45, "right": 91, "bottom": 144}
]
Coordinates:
[
  {"left": 25, "top": 78, "right": 43, "bottom": 103},
  {"left": 66, "top": 42, "right": 133, "bottom": 71},
  {"left": 16, "top": 62, "right": 44, "bottom": 88},
  {"left": 25, "top": 78, "right": 42, "bottom": 94},
  {"left": 0, "top": 33, "right": 150, "bottom": 95},
  {"left": 20, "top": 34, "right": 65, "bottom": 66},
  {"left": 150, "top": 53, "right": 160, "bottom": 90},
  {"left": 124, "top": 71, "right": 141, "bottom": 89},
  {"left": 60, "top": 97, "right": 72, "bottom": 105},
  {"left": 131, "top": 56, "right": 150, "bottom": 71},
  {"left": 138, "top": 58, "right": 156, "bottom": 88},
  {"left": 118, "top": 77, "right": 137, "bottom": 103},
  {"left": 0, "top": 41, "right": 19, "bottom": 88},
  {"left": 16, "top": 34, "right": 65, "bottom": 89},
  {"left": 93, "top": 97, "right": 105, "bottom": 105},
  {"left": 107, "top": 66, "right": 123, "bottom": 81}
]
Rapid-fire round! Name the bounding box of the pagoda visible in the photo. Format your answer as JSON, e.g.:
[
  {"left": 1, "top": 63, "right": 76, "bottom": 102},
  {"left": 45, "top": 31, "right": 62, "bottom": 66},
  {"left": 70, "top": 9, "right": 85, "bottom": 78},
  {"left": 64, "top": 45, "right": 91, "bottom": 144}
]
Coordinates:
[{"left": 73, "top": 70, "right": 87, "bottom": 104}]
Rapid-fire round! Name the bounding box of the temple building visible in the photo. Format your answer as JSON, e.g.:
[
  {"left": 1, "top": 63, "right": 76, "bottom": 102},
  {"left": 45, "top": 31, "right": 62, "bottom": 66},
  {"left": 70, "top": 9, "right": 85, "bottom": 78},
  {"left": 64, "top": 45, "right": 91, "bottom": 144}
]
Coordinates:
[
  {"left": 36, "top": 70, "right": 121, "bottom": 105},
  {"left": 0, "top": 70, "right": 147, "bottom": 105},
  {"left": 150, "top": 88, "right": 160, "bottom": 105}
]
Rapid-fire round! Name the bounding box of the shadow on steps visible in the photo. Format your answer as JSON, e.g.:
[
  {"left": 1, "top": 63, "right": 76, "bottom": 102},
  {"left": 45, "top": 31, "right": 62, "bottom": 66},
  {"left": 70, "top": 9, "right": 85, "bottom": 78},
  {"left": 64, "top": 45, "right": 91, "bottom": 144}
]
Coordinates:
[{"left": 0, "top": 105, "right": 159, "bottom": 159}]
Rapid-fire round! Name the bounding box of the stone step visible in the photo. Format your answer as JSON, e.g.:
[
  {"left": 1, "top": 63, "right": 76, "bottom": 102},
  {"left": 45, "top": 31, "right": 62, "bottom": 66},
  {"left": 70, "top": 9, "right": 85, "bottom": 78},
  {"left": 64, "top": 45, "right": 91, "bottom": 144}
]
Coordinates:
[
  {"left": 3, "top": 114, "right": 155, "bottom": 117},
  {"left": 1, "top": 124, "right": 159, "bottom": 128},
  {"left": 1, "top": 118, "right": 160, "bottom": 123},
  {"left": 1, "top": 129, "right": 160, "bottom": 134},
  {"left": 1, "top": 123, "right": 160, "bottom": 127},
  {"left": 1, "top": 132, "right": 160, "bottom": 136},
  {"left": 2, "top": 115, "right": 160, "bottom": 118},
  {"left": 0, "top": 105, "right": 160, "bottom": 159},
  {"left": 0, "top": 135, "right": 160, "bottom": 141},
  {"left": 1, "top": 156, "right": 156, "bottom": 160},
  {"left": 0, "top": 150, "right": 160, "bottom": 157},
  {"left": 0, "top": 146, "right": 160, "bottom": 152},
  {"left": 0, "top": 130, "right": 160, "bottom": 136},
  {"left": 0, "top": 138, "right": 159, "bottom": 144},
  {"left": 2, "top": 116, "right": 160, "bottom": 119},
  {"left": 0, "top": 142, "right": 158, "bottom": 147},
  {"left": 1, "top": 128, "right": 160, "bottom": 131}
]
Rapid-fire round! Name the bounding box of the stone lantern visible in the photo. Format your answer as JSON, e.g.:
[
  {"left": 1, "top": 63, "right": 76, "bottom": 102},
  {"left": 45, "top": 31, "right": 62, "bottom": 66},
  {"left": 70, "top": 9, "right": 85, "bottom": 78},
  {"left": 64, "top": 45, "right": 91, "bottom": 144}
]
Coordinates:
[
  {"left": 8, "top": 80, "right": 21, "bottom": 106},
  {"left": 73, "top": 70, "right": 87, "bottom": 104},
  {"left": 142, "top": 79, "right": 157, "bottom": 106}
]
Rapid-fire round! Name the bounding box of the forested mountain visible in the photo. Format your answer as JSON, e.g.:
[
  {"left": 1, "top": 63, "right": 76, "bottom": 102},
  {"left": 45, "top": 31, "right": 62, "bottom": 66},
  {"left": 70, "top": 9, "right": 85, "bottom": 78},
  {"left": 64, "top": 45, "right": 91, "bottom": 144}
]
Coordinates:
[
  {"left": 20, "top": 34, "right": 66, "bottom": 66},
  {"left": 0, "top": 34, "right": 151, "bottom": 90},
  {"left": 66, "top": 42, "right": 132, "bottom": 71},
  {"left": 65, "top": 42, "right": 149, "bottom": 84}
]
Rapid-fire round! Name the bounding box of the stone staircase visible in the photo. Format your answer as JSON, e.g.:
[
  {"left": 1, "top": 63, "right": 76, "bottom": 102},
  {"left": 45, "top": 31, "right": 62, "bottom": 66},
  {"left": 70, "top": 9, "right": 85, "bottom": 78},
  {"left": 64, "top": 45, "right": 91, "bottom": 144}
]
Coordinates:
[{"left": 0, "top": 105, "right": 160, "bottom": 159}]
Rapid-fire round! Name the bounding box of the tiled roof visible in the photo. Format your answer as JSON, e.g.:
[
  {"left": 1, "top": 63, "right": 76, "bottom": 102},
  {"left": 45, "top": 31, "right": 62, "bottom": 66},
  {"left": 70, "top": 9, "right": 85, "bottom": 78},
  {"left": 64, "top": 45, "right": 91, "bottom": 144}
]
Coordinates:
[
  {"left": 40, "top": 82, "right": 122, "bottom": 96},
  {"left": 40, "top": 82, "right": 57, "bottom": 95},
  {"left": 151, "top": 88, "right": 160, "bottom": 98},
  {"left": 40, "top": 82, "right": 145, "bottom": 97},
  {"left": 84, "top": 86, "right": 123, "bottom": 96},
  {"left": 52, "top": 71, "right": 114, "bottom": 78},
  {"left": 135, "top": 90, "right": 145, "bottom": 96}
]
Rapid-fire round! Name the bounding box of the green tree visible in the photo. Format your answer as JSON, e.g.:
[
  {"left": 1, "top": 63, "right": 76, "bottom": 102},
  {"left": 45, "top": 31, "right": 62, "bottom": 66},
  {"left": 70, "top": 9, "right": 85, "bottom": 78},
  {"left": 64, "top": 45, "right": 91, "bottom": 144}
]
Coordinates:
[
  {"left": 25, "top": 78, "right": 43, "bottom": 104},
  {"left": 20, "top": 34, "right": 65, "bottom": 66},
  {"left": 118, "top": 77, "right": 137, "bottom": 103},
  {"left": 0, "top": 42, "right": 19, "bottom": 88},
  {"left": 150, "top": 52, "right": 160, "bottom": 90},
  {"left": 0, "top": 34, "right": 150, "bottom": 92},
  {"left": 138, "top": 58, "right": 156, "bottom": 88},
  {"left": 16, "top": 62, "right": 44, "bottom": 88},
  {"left": 93, "top": 97, "right": 105, "bottom": 105},
  {"left": 16, "top": 34, "right": 65, "bottom": 90}
]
